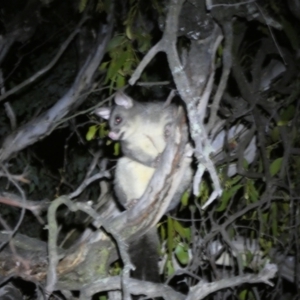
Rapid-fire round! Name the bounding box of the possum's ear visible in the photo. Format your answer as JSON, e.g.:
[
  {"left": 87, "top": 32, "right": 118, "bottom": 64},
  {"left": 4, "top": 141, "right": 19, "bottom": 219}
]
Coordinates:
[
  {"left": 94, "top": 107, "right": 111, "bottom": 120},
  {"left": 114, "top": 92, "right": 134, "bottom": 109}
]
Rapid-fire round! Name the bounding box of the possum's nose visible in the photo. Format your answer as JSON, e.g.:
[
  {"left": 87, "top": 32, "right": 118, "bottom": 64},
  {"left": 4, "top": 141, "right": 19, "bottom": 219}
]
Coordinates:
[{"left": 108, "top": 130, "right": 123, "bottom": 140}]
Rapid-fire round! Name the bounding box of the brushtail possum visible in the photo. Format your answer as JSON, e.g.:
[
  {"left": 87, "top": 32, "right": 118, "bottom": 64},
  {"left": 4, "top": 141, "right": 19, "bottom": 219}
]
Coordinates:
[
  {"left": 95, "top": 92, "right": 192, "bottom": 286},
  {"left": 95, "top": 92, "right": 257, "bottom": 287},
  {"left": 96, "top": 92, "right": 192, "bottom": 211}
]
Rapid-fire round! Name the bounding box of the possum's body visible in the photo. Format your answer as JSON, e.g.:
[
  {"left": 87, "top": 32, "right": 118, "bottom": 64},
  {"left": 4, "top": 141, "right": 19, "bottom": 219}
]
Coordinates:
[
  {"left": 115, "top": 157, "right": 155, "bottom": 208},
  {"left": 96, "top": 92, "right": 257, "bottom": 288},
  {"left": 96, "top": 92, "right": 192, "bottom": 284},
  {"left": 96, "top": 92, "right": 191, "bottom": 210}
]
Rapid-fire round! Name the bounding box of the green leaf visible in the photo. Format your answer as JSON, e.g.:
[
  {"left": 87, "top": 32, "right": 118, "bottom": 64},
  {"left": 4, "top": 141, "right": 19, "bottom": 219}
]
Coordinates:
[
  {"left": 278, "top": 105, "right": 295, "bottom": 126},
  {"left": 106, "top": 35, "right": 126, "bottom": 52},
  {"left": 152, "top": 0, "right": 164, "bottom": 14},
  {"left": 277, "top": 120, "right": 288, "bottom": 126},
  {"left": 86, "top": 125, "right": 98, "bottom": 141},
  {"left": 78, "top": 0, "right": 88, "bottom": 12},
  {"left": 173, "top": 220, "right": 186, "bottom": 239},
  {"left": 99, "top": 123, "right": 108, "bottom": 138},
  {"left": 166, "top": 259, "right": 174, "bottom": 276},
  {"left": 270, "top": 157, "right": 283, "bottom": 176},
  {"left": 217, "top": 44, "right": 223, "bottom": 57},
  {"left": 136, "top": 32, "right": 151, "bottom": 53},
  {"left": 113, "top": 142, "right": 120, "bottom": 156},
  {"left": 271, "top": 204, "right": 278, "bottom": 237},
  {"left": 271, "top": 127, "right": 279, "bottom": 142},
  {"left": 175, "top": 243, "right": 189, "bottom": 265},
  {"left": 138, "top": 37, "right": 151, "bottom": 53},
  {"left": 173, "top": 220, "right": 190, "bottom": 241},
  {"left": 108, "top": 75, "right": 116, "bottom": 94},
  {"left": 99, "top": 61, "right": 109, "bottom": 71},
  {"left": 167, "top": 217, "right": 174, "bottom": 258},
  {"left": 242, "top": 158, "right": 249, "bottom": 170},
  {"left": 247, "top": 180, "right": 259, "bottom": 203},
  {"left": 116, "top": 74, "right": 125, "bottom": 88},
  {"left": 180, "top": 191, "right": 189, "bottom": 207},
  {"left": 125, "top": 25, "right": 134, "bottom": 40},
  {"left": 160, "top": 223, "right": 166, "bottom": 241},
  {"left": 183, "top": 227, "right": 191, "bottom": 242},
  {"left": 123, "top": 58, "right": 134, "bottom": 74},
  {"left": 239, "top": 289, "right": 247, "bottom": 300},
  {"left": 227, "top": 174, "right": 242, "bottom": 187},
  {"left": 105, "top": 61, "right": 118, "bottom": 84},
  {"left": 105, "top": 50, "right": 129, "bottom": 84},
  {"left": 216, "top": 184, "right": 242, "bottom": 212}
]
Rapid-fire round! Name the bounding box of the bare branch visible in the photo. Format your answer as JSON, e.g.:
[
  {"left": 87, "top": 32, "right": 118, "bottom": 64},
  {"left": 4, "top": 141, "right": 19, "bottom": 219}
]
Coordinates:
[
  {"left": 0, "top": 17, "right": 87, "bottom": 103},
  {"left": 0, "top": 193, "right": 49, "bottom": 223},
  {"left": 46, "top": 196, "right": 133, "bottom": 299},
  {"left": 207, "top": 21, "right": 233, "bottom": 132},
  {"left": 68, "top": 170, "right": 110, "bottom": 199},
  {"left": 0, "top": 164, "right": 27, "bottom": 251},
  {"left": 76, "top": 276, "right": 186, "bottom": 300},
  {"left": 0, "top": 13, "right": 113, "bottom": 162},
  {"left": 186, "top": 264, "right": 277, "bottom": 300}
]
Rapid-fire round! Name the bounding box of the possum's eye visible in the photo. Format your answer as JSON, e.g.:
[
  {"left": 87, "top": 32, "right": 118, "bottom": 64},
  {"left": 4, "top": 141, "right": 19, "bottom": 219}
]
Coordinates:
[{"left": 114, "top": 115, "right": 122, "bottom": 125}]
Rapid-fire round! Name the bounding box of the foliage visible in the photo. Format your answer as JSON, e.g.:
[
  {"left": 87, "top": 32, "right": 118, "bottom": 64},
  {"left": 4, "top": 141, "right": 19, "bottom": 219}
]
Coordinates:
[{"left": 0, "top": 0, "right": 300, "bottom": 299}]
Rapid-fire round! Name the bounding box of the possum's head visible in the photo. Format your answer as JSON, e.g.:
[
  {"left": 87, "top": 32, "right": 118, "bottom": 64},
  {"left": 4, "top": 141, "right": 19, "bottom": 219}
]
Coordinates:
[{"left": 95, "top": 92, "right": 139, "bottom": 141}]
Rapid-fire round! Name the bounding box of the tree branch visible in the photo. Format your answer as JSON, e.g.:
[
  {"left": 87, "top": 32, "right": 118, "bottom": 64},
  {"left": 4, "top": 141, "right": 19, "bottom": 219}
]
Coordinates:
[{"left": 0, "top": 12, "right": 113, "bottom": 162}]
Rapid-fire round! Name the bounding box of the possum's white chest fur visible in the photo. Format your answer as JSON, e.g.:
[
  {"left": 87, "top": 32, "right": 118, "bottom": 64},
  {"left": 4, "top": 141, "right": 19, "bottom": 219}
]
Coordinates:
[
  {"left": 124, "top": 114, "right": 169, "bottom": 160},
  {"left": 115, "top": 157, "right": 155, "bottom": 204}
]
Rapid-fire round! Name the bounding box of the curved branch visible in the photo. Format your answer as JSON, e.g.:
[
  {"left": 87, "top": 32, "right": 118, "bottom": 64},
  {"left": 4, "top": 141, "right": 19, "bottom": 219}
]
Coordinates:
[
  {"left": 186, "top": 264, "right": 277, "bottom": 300},
  {"left": 0, "top": 14, "right": 113, "bottom": 162},
  {"left": 207, "top": 21, "right": 233, "bottom": 132},
  {"left": 0, "top": 17, "right": 87, "bottom": 103}
]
